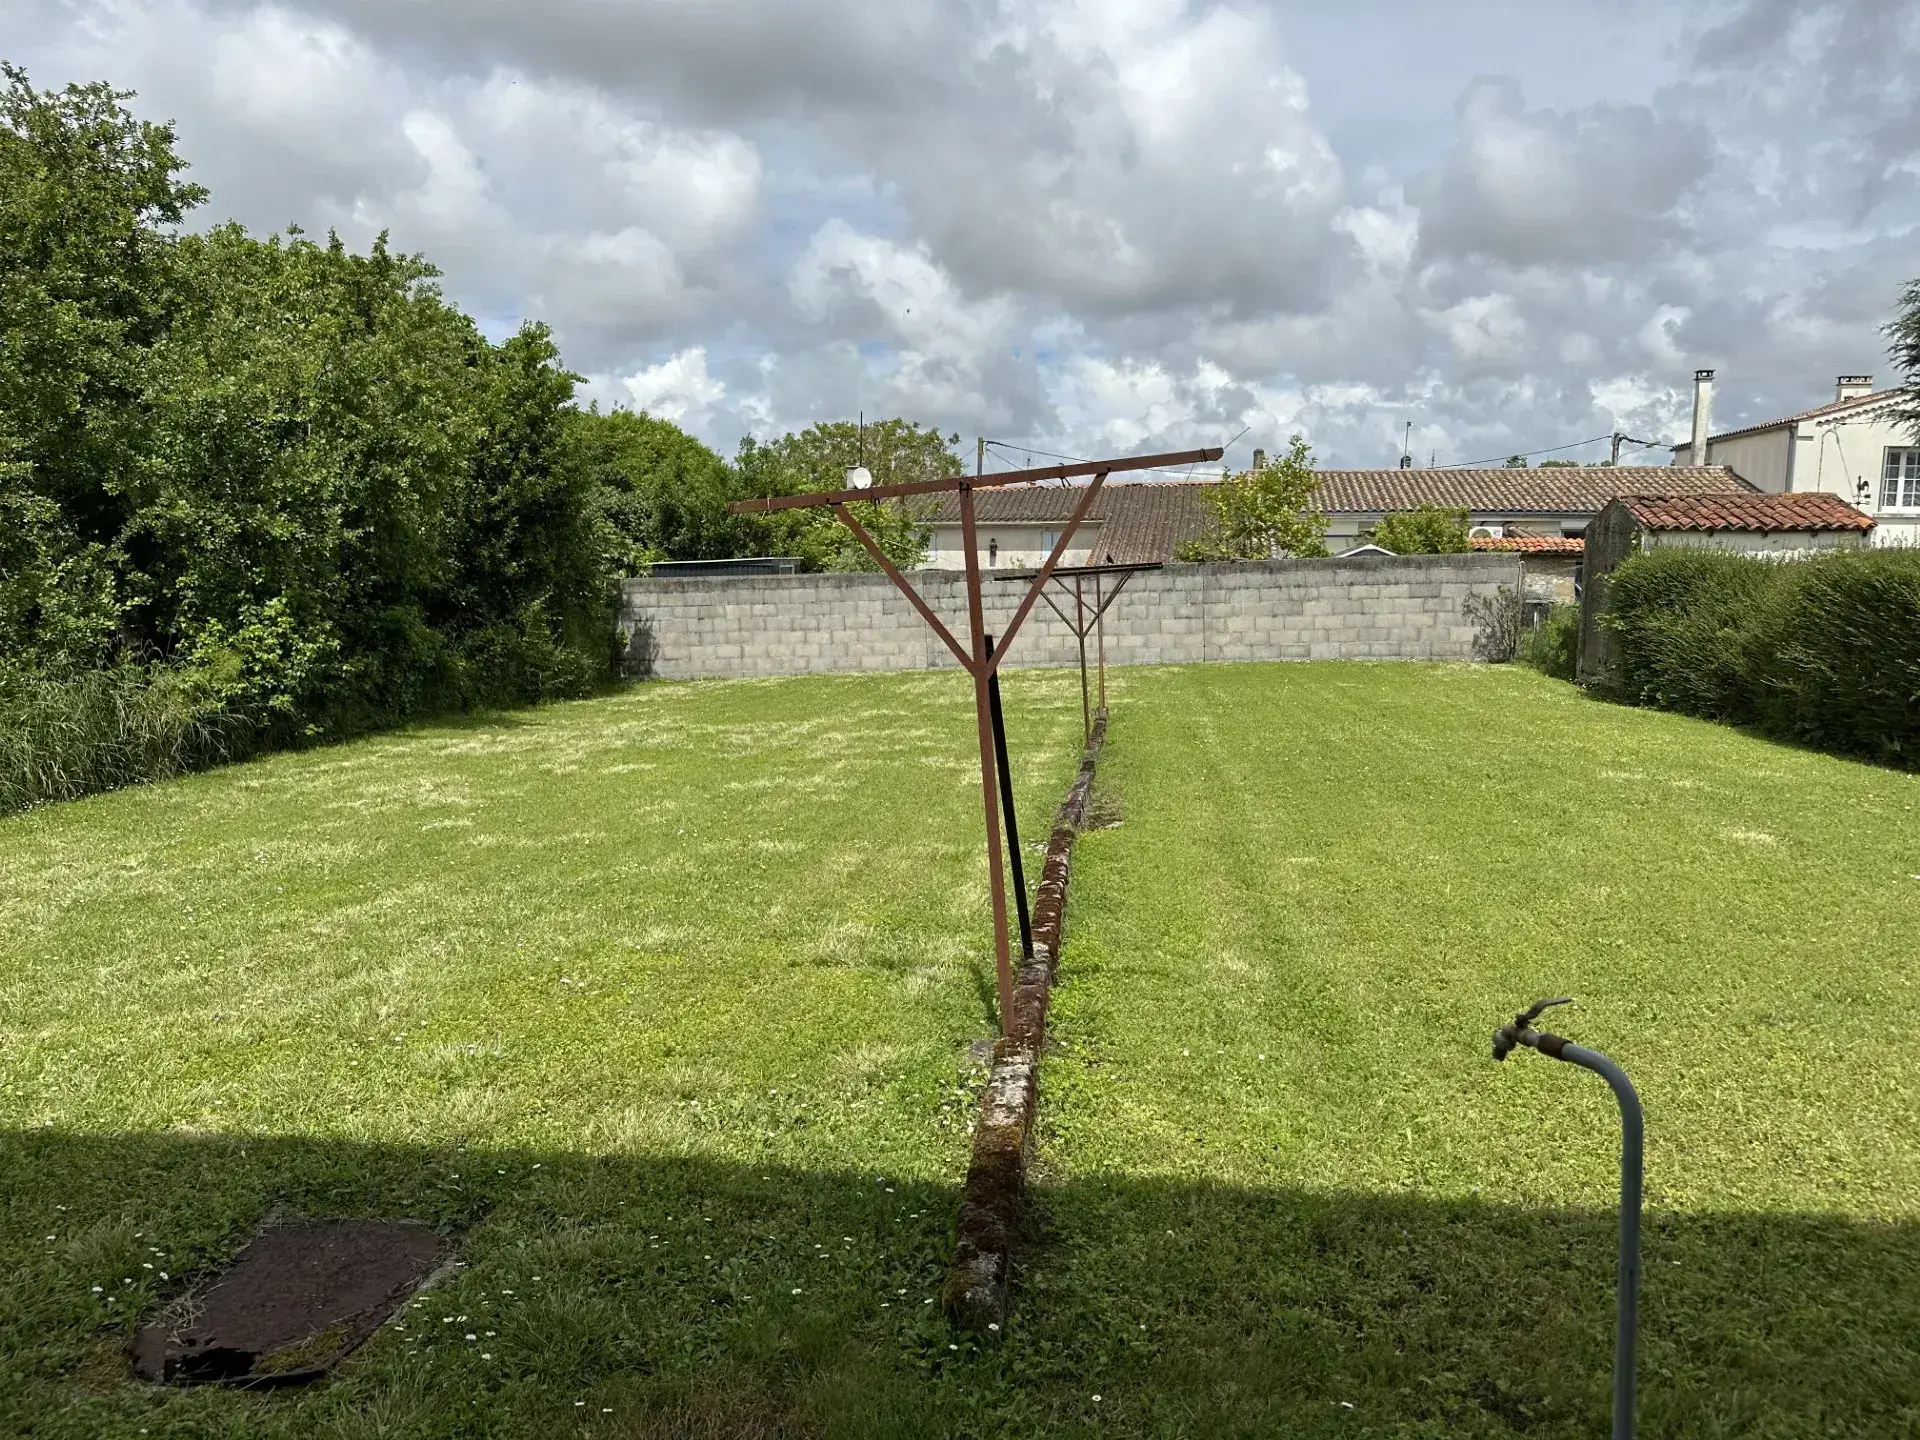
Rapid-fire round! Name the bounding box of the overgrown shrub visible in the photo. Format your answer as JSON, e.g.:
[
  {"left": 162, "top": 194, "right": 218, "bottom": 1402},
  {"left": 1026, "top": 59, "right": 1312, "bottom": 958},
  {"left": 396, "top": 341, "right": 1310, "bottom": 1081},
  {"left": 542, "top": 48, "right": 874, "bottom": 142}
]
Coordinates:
[
  {"left": 0, "top": 661, "right": 245, "bottom": 813},
  {"left": 1748, "top": 551, "right": 1920, "bottom": 765},
  {"left": 1519, "top": 603, "right": 1579, "bottom": 680},
  {"left": 1463, "top": 586, "right": 1524, "bottom": 661},
  {"left": 1604, "top": 550, "right": 1780, "bottom": 720},
  {"left": 1604, "top": 546, "right": 1920, "bottom": 767}
]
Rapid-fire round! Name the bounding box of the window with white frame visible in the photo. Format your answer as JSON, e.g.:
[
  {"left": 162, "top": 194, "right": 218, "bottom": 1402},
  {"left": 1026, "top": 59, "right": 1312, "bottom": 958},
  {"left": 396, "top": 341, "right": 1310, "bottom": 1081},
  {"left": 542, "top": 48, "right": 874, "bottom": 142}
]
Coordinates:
[
  {"left": 1883, "top": 449, "right": 1920, "bottom": 509},
  {"left": 1041, "top": 529, "right": 1062, "bottom": 554}
]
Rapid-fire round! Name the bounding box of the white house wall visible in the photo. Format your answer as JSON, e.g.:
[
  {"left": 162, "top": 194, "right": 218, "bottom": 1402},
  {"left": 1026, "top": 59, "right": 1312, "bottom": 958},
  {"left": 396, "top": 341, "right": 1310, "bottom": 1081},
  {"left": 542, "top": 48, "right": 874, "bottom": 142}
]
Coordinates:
[
  {"left": 1644, "top": 529, "right": 1861, "bottom": 556},
  {"left": 1788, "top": 410, "right": 1919, "bottom": 534},
  {"left": 1704, "top": 430, "right": 1790, "bottom": 491},
  {"left": 921, "top": 522, "right": 1102, "bottom": 571}
]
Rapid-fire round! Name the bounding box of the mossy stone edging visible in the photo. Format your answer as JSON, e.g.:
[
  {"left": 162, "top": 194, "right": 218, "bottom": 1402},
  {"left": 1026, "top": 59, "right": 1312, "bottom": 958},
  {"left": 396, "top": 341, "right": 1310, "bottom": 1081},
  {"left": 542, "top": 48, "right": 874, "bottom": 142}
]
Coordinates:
[{"left": 941, "top": 709, "right": 1107, "bottom": 1332}]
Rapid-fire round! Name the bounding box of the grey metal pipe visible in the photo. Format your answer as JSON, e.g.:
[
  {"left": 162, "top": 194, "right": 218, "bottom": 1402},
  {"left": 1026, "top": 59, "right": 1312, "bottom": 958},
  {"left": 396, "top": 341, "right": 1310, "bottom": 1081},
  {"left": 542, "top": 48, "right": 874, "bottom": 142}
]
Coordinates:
[
  {"left": 1557, "top": 1041, "right": 1643, "bottom": 1440},
  {"left": 1492, "top": 1002, "right": 1643, "bottom": 1440}
]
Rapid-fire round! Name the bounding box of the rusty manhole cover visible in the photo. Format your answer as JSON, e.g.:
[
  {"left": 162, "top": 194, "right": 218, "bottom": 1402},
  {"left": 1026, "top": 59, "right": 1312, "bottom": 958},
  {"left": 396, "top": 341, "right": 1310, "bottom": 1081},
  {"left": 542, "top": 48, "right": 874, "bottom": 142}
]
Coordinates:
[{"left": 132, "top": 1217, "right": 448, "bottom": 1386}]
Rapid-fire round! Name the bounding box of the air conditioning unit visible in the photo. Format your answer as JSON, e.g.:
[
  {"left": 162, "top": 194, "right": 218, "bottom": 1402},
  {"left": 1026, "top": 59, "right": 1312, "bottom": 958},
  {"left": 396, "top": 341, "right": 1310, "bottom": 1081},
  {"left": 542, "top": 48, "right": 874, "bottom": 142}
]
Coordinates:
[{"left": 1468, "top": 524, "right": 1506, "bottom": 540}]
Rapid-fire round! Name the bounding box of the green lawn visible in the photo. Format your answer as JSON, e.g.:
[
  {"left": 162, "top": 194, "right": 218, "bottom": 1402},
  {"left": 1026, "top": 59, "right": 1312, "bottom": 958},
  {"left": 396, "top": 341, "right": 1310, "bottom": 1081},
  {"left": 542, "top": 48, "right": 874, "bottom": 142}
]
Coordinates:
[{"left": 3, "top": 663, "right": 1916, "bottom": 1437}]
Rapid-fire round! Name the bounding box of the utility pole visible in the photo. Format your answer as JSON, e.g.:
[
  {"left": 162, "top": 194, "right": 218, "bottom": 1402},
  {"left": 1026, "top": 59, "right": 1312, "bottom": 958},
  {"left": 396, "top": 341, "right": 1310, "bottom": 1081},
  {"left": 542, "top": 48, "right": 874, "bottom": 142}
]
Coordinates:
[
  {"left": 1610, "top": 432, "right": 1656, "bottom": 466},
  {"left": 977, "top": 436, "right": 985, "bottom": 480}
]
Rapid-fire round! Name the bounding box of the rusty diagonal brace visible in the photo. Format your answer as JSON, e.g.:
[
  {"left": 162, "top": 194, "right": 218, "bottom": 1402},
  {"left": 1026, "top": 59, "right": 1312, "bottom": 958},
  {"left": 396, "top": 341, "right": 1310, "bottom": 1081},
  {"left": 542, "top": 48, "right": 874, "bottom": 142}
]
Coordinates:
[
  {"left": 833, "top": 503, "right": 972, "bottom": 670},
  {"left": 829, "top": 473, "right": 1107, "bottom": 680}
]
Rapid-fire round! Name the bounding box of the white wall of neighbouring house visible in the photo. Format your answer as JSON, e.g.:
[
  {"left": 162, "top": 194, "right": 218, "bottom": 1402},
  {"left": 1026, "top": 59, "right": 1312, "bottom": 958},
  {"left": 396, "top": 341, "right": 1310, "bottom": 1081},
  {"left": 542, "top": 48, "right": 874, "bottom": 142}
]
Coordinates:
[
  {"left": 1870, "top": 516, "right": 1920, "bottom": 548},
  {"left": 1644, "top": 529, "right": 1865, "bottom": 557},
  {"left": 1703, "top": 428, "right": 1791, "bottom": 490},
  {"left": 1790, "top": 411, "right": 1920, "bottom": 539},
  {"left": 920, "top": 522, "right": 1102, "bottom": 571}
]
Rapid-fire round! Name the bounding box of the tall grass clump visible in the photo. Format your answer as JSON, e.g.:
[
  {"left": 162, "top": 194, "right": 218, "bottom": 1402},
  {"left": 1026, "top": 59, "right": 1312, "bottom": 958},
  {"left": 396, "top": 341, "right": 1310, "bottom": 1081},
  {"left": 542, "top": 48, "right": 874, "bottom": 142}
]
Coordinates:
[
  {"left": 0, "top": 662, "right": 244, "bottom": 814},
  {"left": 1518, "top": 603, "right": 1579, "bottom": 680},
  {"left": 1605, "top": 545, "right": 1920, "bottom": 767}
]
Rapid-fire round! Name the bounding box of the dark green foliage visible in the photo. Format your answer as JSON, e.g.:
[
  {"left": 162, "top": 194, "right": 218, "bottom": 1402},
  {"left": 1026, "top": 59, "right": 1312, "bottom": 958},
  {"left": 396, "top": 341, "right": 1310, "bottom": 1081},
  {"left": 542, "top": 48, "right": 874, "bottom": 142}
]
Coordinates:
[
  {"left": 568, "top": 406, "right": 750, "bottom": 570},
  {"left": 1519, "top": 602, "right": 1579, "bottom": 680},
  {"left": 1884, "top": 275, "right": 1920, "bottom": 440},
  {"left": 1605, "top": 550, "right": 1778, "bottom": 720},
  {"left": 1748, "top": 551, "right": 1920, "bottom": 765},
  {"left": 1605, "top": 546, "right": 1920, "bottom": 766},
  {"left": 0, "top": 65, "right": 615, "bottom": 806},
  {"left": 735, "top": 418, "right": 952, "bottom": 571},
  {"left": 1370, "top": 503, "right": 1470, "bottom": 554}
]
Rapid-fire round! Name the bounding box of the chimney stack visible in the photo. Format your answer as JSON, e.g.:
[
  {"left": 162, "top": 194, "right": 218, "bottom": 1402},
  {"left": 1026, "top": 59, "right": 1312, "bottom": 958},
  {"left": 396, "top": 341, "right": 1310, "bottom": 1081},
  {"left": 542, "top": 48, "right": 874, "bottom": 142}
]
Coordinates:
[
  {"left": 1835, "top": 374, "right": 1873, "bottom": 403},
  {"left": 1252, "top": 448, "right": 1265, "bottom": 471},
  {"left": 1690, "top": 368, "right": 1715, "bottom": 463}
]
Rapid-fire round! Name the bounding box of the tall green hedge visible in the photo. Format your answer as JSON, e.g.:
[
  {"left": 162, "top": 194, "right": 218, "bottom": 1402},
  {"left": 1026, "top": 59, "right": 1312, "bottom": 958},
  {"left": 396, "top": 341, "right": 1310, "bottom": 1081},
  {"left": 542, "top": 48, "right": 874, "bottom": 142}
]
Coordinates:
[{"left": 1605, "top": 546, "right": 1920, "bottom": 767}]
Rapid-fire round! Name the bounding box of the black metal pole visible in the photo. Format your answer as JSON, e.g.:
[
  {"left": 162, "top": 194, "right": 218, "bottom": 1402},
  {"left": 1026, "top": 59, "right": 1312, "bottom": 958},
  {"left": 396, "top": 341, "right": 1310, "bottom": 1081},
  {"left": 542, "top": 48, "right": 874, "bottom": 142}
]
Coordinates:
[{"left": 985, "top": 634, "right": 1033, "bottom": 960}]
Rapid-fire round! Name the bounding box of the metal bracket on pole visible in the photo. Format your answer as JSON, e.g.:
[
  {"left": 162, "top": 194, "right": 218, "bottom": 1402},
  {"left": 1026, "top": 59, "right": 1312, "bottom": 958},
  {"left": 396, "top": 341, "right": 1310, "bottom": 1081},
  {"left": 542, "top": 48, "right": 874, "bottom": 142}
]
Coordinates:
[{"left": 1493, "top": 998, "right": 1644, "bottom": 1440}]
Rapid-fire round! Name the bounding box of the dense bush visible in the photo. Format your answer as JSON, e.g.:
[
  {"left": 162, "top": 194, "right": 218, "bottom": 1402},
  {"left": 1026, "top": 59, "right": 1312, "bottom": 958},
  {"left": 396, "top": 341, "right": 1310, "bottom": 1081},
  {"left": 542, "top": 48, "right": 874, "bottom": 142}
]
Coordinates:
[
  {"left": 1519, "top": 603, "right": 1579, "bottom": 680},
  {"left": 1605, "top": 546, "right": 1920, "bottom": 767},
  {"left": 0, "top": 65, "right": 951, "bottom": 812}
]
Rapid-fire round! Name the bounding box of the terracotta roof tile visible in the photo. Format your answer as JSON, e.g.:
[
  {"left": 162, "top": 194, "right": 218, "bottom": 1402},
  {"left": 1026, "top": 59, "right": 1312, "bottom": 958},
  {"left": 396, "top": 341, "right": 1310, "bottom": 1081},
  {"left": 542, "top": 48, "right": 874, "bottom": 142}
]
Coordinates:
[
  {"left": 927, "top": 466, "right": 1758, "bottom": 563},
  {"left": 1470, "top": 535, "right": 1586, "bottom": 554},
  {"left": 928, "top": 482, "right": 1214, "bottom": 564},
  {"left": 1310, "top": 466, "right": 1748, "bottom": 513},
  {"left": 1617, "top": 491, "right": 1875, "bottom": 532}
]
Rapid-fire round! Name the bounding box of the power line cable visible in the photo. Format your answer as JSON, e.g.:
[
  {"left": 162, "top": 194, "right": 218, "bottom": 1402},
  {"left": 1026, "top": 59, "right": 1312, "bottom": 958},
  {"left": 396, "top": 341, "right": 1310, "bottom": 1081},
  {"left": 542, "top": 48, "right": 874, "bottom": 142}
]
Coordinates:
[{"left": 1444, "top": 433, "right": 1615, "bottom": 469}]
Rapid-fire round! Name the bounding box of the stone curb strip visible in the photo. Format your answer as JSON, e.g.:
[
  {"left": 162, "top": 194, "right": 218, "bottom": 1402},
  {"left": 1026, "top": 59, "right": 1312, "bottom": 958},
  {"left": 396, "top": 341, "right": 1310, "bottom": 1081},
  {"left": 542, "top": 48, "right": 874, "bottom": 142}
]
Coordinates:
[{"left": 941, "top": 708, "right": 1108, "bottom": 1333}]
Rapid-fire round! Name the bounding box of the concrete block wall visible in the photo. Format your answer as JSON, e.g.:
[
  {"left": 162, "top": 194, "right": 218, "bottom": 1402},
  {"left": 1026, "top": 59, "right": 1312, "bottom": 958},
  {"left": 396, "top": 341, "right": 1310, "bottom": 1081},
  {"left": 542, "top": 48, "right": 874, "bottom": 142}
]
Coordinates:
[{"left": 618, "top": 553, "right": 1524, "bottom": 680}]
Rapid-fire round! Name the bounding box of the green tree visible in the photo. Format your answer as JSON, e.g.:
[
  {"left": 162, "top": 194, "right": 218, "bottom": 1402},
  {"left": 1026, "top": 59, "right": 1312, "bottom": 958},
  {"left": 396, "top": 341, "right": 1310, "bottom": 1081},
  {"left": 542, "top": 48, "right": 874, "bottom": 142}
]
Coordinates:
[
  {"left": 0, "top": 63, "right": 205, "bottom": 665},
  {"left": 0, "top": 63, "right": 615, "bottom": 798},
  {"left": 1370, "top": 504, "right": 1472, "bottom": 554},
  {"left": 735, "top": 418, "right": 955, "bottom": 571},
  {"left": 566, "top": 406, "right": 748, "bottom": 571},
  {"left": 1503, "top": 454, "right": 1529, "bottom": 468},
  {"left": 1175, "top": 434, "right": 1328, "bottom": 561},
  {"left": 1886, "top": 276, "right": 1920, "bottom": 439}
]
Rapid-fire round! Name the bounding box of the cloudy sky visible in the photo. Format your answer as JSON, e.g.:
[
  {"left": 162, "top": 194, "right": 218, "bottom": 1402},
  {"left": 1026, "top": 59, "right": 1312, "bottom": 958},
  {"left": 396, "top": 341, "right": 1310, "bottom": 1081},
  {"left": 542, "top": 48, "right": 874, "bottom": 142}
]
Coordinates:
[{"left": 8, "top": 0, "right": 1918, "bottom": 468}]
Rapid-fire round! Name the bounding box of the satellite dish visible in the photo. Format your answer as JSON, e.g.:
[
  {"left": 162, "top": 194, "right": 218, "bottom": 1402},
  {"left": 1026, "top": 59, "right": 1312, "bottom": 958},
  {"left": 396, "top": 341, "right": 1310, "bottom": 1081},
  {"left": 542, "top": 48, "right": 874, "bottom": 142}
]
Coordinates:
[{"left": 846, "top": 466, "right": 874, "bottom": 490}]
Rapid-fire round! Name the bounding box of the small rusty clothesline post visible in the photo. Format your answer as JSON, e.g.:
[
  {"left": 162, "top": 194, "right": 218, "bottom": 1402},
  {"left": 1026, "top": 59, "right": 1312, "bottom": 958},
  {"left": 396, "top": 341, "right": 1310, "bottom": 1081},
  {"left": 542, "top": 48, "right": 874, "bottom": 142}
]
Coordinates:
[
  {"left": 728, "top": 449, "right": 1217, "bottom": 1034},
  {"left": 996, "top": 562, "right": 1160, "bottom": 746}
]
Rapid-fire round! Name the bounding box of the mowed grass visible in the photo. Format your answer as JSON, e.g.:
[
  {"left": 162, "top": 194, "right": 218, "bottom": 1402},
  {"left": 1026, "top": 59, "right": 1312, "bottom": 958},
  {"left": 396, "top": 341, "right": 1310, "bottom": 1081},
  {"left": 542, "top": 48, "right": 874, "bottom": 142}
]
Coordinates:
[
  {"left": 1033, "top": 663, "right": 1920, "bottom": 1436},
  {"left": 2, "top": 662, "right": 1917, "bottom": 1438},
  {"left": 0, "top": 669, "right": 1090, "bottom": 1437}
]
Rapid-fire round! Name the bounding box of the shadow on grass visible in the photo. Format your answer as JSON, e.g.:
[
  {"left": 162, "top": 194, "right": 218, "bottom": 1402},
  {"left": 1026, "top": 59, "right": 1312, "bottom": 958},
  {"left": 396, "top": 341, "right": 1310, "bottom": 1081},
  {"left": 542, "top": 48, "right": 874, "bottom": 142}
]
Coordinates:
[{"left": 2, "top": 1130, "right": 1914, "bottom": 1439}]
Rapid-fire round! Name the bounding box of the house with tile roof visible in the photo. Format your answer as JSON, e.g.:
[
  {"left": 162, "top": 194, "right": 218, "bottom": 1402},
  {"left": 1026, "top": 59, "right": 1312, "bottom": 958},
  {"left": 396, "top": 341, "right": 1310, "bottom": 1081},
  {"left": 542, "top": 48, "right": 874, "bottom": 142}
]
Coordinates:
[
  {"left": 1670, "top": 370, "right": 1918, "bottom": 547},
  {"left": 1576, "top": 490, "right": 1878, "bottom": 687},
  {"left": 917, "top": 464, "right": 1751, "bottom": 573}
]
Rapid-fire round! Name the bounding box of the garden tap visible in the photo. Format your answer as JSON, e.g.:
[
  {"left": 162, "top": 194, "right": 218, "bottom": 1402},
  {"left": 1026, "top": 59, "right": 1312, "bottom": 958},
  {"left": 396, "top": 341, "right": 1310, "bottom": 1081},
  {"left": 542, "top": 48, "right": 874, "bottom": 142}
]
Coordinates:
[{"left": 1491, "top": 996, "right": 1574, "bottom": 1060}]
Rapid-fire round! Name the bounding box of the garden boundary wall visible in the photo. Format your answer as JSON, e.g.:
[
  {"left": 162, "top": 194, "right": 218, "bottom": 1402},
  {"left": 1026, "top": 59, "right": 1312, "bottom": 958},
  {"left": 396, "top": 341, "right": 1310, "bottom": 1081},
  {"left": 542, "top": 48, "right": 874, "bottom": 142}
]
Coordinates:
[{"left": 618, "top": 553, "right": 1524, "bottom": 679}]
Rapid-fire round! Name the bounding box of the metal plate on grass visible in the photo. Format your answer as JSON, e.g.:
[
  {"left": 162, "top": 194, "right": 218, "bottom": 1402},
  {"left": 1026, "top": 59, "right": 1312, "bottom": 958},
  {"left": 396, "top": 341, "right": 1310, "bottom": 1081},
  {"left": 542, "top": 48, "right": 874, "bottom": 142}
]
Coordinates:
[{"left": 132, "top": 1217, "right": 447, "bottom": 1387}]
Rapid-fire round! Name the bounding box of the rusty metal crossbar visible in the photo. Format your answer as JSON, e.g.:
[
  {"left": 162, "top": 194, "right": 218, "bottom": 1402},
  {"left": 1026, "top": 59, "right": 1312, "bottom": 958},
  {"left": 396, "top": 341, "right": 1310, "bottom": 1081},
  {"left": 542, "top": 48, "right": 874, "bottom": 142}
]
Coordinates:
[{"left": 725, "top": 448, "right": 1220, "bottom": 1034}]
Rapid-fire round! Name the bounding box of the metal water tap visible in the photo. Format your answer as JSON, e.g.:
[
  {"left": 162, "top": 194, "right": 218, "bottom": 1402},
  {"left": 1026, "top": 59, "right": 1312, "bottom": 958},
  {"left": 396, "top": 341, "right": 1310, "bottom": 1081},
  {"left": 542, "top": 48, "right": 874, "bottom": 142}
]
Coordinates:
[{"left": 1490, "top": 996, "right": 1644, "bottom": 1440}]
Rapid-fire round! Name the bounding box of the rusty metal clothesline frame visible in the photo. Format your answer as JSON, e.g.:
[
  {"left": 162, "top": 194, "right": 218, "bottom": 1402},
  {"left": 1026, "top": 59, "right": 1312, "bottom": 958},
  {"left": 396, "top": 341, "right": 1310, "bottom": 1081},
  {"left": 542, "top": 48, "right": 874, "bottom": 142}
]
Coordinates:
[
  {"left": 993, "top": 561, "right": 1162, "bottom": 745},
  {"left": 728, "top": 447, "right": 1221, "bottom": 1035}
]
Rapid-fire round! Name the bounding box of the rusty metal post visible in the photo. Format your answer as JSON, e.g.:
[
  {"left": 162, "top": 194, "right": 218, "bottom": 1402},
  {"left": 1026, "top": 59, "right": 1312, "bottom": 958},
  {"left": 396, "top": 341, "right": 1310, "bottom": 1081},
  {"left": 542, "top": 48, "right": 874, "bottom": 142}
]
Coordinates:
[
  {"left": 1095, "top": 572, "right": 1108, "bottom": 713},
  {"left": 985, "top": 634, "right": 1032, "bottom": 961},
  {"left": 960, "top": 485, "right": 1015, "bottom": 1033}
]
